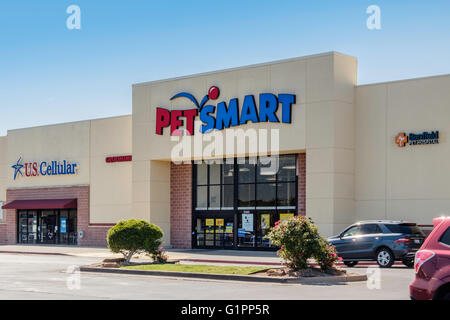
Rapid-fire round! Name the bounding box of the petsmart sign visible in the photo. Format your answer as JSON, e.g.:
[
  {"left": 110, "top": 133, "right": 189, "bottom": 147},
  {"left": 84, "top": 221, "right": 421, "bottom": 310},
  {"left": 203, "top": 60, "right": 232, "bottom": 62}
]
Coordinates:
[
  {"left": 156, "top": 86, "right": 296, "bottom": 136},
  {"left": 12, "top": 157, "right": 79, "bottom": 180}
]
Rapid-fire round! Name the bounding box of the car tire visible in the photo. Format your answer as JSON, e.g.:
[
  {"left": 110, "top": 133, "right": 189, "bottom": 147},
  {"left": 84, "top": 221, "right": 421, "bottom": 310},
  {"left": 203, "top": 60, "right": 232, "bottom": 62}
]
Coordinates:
[
  {"left": 376, "top": 248, "right": 395, "bottom": 268},
  {"left": 440, "top": 291, "right": 450, "bottom": 301},
  {"left": 402, "top": 258, "right": 414, "bottom": 268},
  {"left": 344, "top": 261, "right": 358, "bottom": 267}
]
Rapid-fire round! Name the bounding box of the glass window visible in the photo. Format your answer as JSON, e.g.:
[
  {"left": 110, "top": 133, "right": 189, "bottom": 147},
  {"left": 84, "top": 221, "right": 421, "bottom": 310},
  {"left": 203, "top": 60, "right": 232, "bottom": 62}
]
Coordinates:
[
  {"left": 209, "top": 185, "right": 220, "bottom": 208},
  {"left": 342, "top": 226, "right": 362, "bottom": 237},
  {"left": 222, "top": 163, "right": 234, "bottom": 184},
  {"left": 256, "top": 183, "right": 276, "bottom": 207},
  {"left": 439, "top": 227, "right": 450, "bottom": 246},
  {"left": 197, "top": 164, "right": 207, "bottom": 185},
  {"left": 222, "top": 185, "right": 234, "bottom": 208},
  {"left": 384, "top": 224, "right": 425, "bottom": 236},
  {"left": 210, "top": 164, "right": 221, "bottom": 185},
  {"left": 278, "top": 155, "right": 297, "bottom": 181},
  {"left": 238, "top": 184, "right": 255, "bottom": 207},
  {"left": 257, "top": 157, "right": 277, "bottom": 183},
  {"left": 277, "top": 182, "right": 296, "bottom": 207},
  {"left": 361, "top": 224, "right": 382, "bottom": 234},
  {"left": 196, "top": 186, "right": 208, "bottom": 208},
  {"left": 238, "top": 162, "right": 255, "bottom": 183}
]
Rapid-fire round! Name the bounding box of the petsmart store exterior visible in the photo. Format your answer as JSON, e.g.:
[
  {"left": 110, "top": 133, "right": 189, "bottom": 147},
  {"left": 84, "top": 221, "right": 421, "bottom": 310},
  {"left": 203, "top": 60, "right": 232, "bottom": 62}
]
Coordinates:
[{"left": 1, "top": 51, "right": 449, "bottom": 249}]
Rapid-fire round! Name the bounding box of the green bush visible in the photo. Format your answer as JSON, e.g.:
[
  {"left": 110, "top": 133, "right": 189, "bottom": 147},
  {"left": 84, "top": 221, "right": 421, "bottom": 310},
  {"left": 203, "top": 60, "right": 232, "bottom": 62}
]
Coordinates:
[
  {"left": 107, "top": 219, "right": 164, "bottom": 264},
  {"left": 266, "top": 216, "right": 340, "bottom": 271}
]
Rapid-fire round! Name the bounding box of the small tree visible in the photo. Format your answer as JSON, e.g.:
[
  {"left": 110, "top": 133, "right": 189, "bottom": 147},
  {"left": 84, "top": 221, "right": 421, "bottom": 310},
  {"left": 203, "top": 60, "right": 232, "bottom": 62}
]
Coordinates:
[
  {"left": 107, "top": 219, "right": 164, "bottom": 264},
  {"left": 267, "top": 216, "right": 340, "bottom": 271}
]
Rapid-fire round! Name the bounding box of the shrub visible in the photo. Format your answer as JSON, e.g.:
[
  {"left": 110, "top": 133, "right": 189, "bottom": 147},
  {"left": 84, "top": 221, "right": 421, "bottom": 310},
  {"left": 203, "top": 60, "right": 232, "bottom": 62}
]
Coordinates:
[
  {"left": 150, "top": 246, "right": 169, "bottom": 264},
  {"left": 266, "top": 216, "right": 340, "bottom": 271},
  {"left": 107, "top": 219, "right": 164, "bottom": 264}
]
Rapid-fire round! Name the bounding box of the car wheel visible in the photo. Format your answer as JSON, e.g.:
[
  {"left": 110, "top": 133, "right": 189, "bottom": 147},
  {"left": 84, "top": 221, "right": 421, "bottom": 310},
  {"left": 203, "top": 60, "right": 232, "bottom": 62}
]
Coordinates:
[
  {"left": 376, "top": 248, "right": 394, "bottom": 268},
  {"left": 402, "top": 258, "right": 414, "bottom": 268},
  {"left": 344, "top": 261, "right": 358, "bottom": 267}
]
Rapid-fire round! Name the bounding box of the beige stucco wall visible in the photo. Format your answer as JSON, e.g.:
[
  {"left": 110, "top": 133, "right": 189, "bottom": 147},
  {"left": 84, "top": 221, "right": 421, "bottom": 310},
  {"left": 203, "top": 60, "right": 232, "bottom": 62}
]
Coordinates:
[
  {"left": 7, "top": 121, "right": 91, "bottom": 187},
  {"left": 355, "top": 74, "right": 450, "bottom": 227},
  {"left": 3, "top": 116, "right": 132, "bottom": 225},
  {"left": 90, "top": 116, "right": 132, "bottom": 223},
  {"left": 132, "top": 51, "right": 358, "bottom": 239},
  {"left": 0, "top": 136, "right": 7, "bottom": 222}
]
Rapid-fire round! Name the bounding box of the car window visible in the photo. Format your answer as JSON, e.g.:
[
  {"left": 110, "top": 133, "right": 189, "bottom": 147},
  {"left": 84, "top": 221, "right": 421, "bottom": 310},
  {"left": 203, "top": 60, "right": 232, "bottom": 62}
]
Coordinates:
[
  {"left": 361, "top": 224, "right": 382, "bottom": 235},
  {"left": 342, "top": 226, "right": 362, "bottom": 237},
  {"left": 384, "top": 224, "right": 425, "bottom": 236},
  {"left": 439, "top": 227, "right": 450, "bottom": 246}
]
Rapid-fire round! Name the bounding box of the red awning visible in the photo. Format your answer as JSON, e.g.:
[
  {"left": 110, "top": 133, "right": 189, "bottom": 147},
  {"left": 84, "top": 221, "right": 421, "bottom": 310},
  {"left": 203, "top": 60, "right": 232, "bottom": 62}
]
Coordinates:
[{"left": 1, "top": 199, "right": 77, "bottom": 210}]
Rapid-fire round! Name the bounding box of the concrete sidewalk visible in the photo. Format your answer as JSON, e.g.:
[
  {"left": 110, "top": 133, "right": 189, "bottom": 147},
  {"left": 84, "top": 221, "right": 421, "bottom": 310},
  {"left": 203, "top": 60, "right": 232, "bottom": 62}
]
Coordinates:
[{"left": 0, "top": 245, "right": 282, "bottom": 265}]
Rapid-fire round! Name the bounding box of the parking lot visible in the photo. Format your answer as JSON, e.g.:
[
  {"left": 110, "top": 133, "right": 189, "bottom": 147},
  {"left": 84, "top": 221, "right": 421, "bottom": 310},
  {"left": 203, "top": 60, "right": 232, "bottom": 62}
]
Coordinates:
[{"left": 0, "top": 253, "right": 414, "bottom": 300}]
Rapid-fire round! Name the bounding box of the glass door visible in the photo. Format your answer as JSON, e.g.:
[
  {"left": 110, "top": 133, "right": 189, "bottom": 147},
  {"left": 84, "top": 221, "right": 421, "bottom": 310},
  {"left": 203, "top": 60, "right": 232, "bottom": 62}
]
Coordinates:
[
  {"left": 237, "top": 211, "right": 255, "bottom": 248},
  {"left": 18, "top": 211, "right": 38, "bottom": 244},
  {"left": 39, "top": 210, "right": 57, "bottom": 244},
  {"left": 194, "top": 216, "right": 235, "bottom": 248}
]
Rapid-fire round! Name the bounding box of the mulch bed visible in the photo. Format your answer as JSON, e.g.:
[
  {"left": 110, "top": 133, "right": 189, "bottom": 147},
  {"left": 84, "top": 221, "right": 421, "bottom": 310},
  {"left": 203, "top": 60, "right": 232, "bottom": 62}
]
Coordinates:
[{"left": 251, "top": 266, "right": 346, "bottom": 278}]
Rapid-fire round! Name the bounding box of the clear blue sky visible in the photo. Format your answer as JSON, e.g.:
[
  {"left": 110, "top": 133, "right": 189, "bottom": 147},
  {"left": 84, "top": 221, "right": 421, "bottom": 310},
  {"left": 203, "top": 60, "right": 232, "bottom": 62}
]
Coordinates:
[{"left": 1, "top": 0, "right": 449, "bottom": 136}]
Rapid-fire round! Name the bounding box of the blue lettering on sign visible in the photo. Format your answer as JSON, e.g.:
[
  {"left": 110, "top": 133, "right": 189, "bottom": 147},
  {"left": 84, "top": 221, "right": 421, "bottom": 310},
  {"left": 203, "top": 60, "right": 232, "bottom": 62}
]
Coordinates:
[
  {"left": 259, "top": 93, "right": 279, "bottom": 123},
  {"left": 156, "top": 85, "right": 296, "bottom": 135},
  {"left": 215, "top": 98, "right": 239, "bottom": 130},
  {"left": 240, "top": 95, "right": 259, "bottom": 125},
  {"left": 200, "top": 105, "right": 216, "bottom": 134},
  {"left": 279, "top": 94, "right": 296, "bottom": 123}
]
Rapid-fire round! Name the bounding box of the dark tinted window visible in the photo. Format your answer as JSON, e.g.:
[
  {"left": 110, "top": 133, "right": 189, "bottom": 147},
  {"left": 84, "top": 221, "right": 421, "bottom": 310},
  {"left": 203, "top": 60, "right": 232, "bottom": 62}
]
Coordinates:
[
  {"left": 439, "top": 227, "right": 450, "bottom": 246},
  {"left": 361, "top": 224, "right": 382, "bottom": 234},
  {"left": 342, "top": 226, "right": 362, "bottom": 237},
  {"left": 384, "top": 224, "right": 425, "bottom": 236}
]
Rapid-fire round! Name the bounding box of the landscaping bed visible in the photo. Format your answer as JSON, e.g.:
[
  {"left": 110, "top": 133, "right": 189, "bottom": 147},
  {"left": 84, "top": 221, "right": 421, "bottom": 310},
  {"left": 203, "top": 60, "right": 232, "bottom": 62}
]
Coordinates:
[{"left": 80, "top": 259, "right": 366, "bottom": 284}]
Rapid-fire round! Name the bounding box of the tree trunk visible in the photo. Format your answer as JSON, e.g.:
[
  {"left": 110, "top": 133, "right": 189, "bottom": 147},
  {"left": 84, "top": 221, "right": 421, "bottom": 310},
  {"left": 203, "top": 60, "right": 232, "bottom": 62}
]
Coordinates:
[{"left": 125, "top": 250, "right": 135, "bottom": 265}]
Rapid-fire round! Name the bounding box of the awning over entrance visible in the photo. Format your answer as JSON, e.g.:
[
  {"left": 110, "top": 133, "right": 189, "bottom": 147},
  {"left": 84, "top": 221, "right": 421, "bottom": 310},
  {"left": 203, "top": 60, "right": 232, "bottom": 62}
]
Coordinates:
[{"left": 1, "top": 199, "right": 77, "bottom": 210}]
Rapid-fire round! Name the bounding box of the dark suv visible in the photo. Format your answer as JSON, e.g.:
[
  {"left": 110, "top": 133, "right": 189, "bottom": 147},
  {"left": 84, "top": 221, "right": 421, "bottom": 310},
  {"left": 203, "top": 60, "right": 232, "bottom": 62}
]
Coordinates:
[{"left": 327, "top": 221, "right": 426, "bottom": 268}]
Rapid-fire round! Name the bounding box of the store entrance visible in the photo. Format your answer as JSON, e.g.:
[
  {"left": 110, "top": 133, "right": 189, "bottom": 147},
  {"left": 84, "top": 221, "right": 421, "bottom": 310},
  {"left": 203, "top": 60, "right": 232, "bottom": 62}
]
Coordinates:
[
  {"left": 17, "top": 209, "right": 77, "bottom": 245},
  {"left": 194, "top": 215, "right": 235, "bottom": 248},
  {"left": 191, "top": 155, "right": 299, "bottom": 250}
]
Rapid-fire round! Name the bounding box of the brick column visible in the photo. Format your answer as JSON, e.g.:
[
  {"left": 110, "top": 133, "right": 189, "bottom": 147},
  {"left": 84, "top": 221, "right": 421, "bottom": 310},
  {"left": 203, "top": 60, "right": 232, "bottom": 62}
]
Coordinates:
[
  {"left": 170, "top": 162, "right": 192, "bottom": 249},
  {"left": 298, "top": 153, "right": 306, "bottom": 216}
]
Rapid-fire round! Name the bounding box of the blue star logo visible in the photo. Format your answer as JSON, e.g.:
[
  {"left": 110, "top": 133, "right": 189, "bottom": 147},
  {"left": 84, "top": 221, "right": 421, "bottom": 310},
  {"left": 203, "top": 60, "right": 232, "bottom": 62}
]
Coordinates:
[{"left": 12, "top": 157, "right": 24, "bottom": 180}]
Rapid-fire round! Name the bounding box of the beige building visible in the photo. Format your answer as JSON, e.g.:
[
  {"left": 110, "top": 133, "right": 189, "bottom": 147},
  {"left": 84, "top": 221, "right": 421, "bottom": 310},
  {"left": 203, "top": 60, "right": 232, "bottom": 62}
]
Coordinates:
[{"left": 0, "top": 51, "right": 448, "bottom": 248}]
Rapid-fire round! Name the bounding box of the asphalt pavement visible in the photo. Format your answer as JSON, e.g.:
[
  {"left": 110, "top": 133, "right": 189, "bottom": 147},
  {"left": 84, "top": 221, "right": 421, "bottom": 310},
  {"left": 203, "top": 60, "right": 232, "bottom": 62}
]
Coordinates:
[{"left": 0, "top": 253, "right": 415, "bottom": 300}]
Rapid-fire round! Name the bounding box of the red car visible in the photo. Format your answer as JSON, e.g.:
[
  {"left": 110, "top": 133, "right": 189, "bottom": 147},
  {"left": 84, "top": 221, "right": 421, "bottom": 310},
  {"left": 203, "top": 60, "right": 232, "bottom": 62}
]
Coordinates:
[{"left": 410, "top": 217, "right": 450, "bottom": 300}]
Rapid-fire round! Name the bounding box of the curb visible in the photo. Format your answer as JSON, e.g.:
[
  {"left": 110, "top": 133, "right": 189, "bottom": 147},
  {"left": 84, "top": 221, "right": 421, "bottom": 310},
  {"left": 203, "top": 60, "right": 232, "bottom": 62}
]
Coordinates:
[
  {"left": 79, "top": 266, "right": 367, "bottom": 284},
  {"left": 0, "top": 251, "right": 404, "bottom": 267},
  {"left": 0, "top": 250, "right": 70, "bottom": 256}
]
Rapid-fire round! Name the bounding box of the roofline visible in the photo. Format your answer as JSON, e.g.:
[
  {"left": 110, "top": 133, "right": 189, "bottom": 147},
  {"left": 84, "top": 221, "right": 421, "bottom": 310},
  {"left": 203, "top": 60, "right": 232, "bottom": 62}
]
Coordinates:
[
  {"left": 6, "top": 114, "right": 131, "bottom": 134},
  {"left": 133, "top": 51, "right": 356, "bottom": 87},
  {"left": 357, "top": 73, "right": 450, "bottom": 88}
]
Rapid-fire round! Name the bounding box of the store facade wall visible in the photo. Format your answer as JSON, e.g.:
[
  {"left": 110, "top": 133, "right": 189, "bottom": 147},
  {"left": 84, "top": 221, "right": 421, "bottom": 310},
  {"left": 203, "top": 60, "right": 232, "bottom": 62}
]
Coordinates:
[
  {"left": 0, "top": 115, "right": 132, "bottom": 246},
  {"left": 132, "top": 51, "right": 358, "bottom": 246},
  {"left": 355, "top": 74, "right": 450, "bottom": 228}
]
